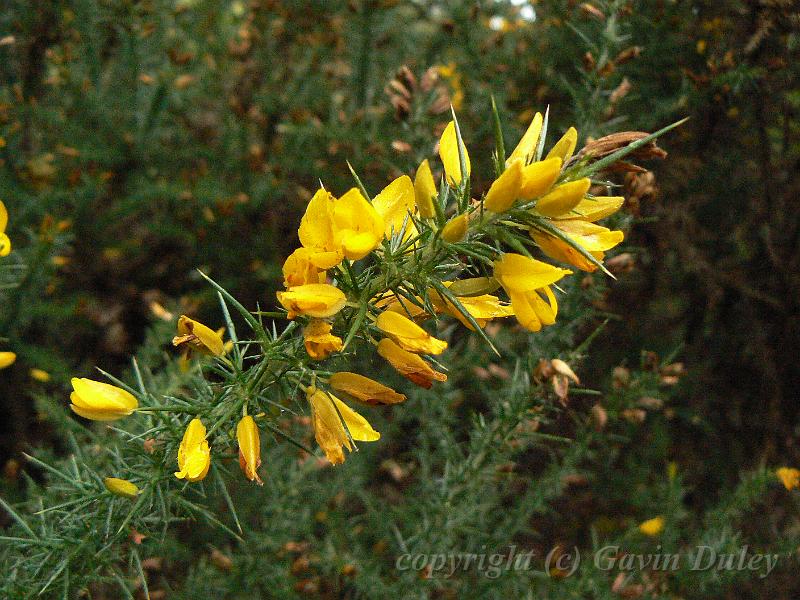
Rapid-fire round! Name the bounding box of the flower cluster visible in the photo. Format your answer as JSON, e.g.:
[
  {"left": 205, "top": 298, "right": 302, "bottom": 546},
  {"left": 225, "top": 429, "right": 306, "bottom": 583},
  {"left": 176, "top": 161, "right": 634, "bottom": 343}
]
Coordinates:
[{"left": 61, "top": 106, "right": 671, "bottom": 489}]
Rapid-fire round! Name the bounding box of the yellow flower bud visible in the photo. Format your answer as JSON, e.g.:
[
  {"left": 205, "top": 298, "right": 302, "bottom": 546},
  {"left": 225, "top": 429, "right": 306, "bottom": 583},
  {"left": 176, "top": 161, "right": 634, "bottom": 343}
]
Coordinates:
[
  {"left": 376, "top": 311, "right": 448, "bottom": 355},
  {"left": 376, "top": 339, "right": 447, "bottom": 389},
  {"left": 507, "top": 111, "right": 543, "bottom": 167},
  {"left": 175, "top": 418, "right": 211, "bottom": 482},
  {"left": 545, "top": 126, "right": 578, "bottom": 164},
  {"left": 276, "top": 283, "right": 347, "bottom": 319},
  {"left": 303, "top": 319, "right": 343, "bottom": 360},
  {"left": 638, "top": 516, "right": 665, "bottom": 537},
  {"left": 307, "top": 387, "right": 380, "bottom": 465},
  {"left": 329, "top": 372, "right": 406, "bottom": 405},
  {"left": 69, "top": 377, "right": 138, "bottom": 421},
  {"left": 413, "top": 159, "right": 438, "bottom": 218},
  {"left": 104, "top": 477, "right": 140, "bottom": 499},
  {"left": 484, "top": 160, "right": 523, "bottom": 213},
  {"left": 237, "top": 415, "right": 263, "bottom": 485},
  {"left": 519, "top": 158, "right": 562, "bottom": 200},
  {"left": 535, "top": 178, "right": 591, "bottom": 217},
  {"left": 172, "top": 315, "right": 225, "bottom": 357},
  {"left": 0, "top": 351, "right": 16, "bottom": 369},
  {"left": 441, "top": 214, "right": 468, "bottom": 243},
  {"left": 439, "top": 121, "right": 470, "bottom": 186}
]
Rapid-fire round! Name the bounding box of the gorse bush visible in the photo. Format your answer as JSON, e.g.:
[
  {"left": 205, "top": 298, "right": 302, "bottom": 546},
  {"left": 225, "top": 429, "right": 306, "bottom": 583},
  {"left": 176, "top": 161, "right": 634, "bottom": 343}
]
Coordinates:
[{"left": 2, "top": 1, "right": 800, "bottom": 598}]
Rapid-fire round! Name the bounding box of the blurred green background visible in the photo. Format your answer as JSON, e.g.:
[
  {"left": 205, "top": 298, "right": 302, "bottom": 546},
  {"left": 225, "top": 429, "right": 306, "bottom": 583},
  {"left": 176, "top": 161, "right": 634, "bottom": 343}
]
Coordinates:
[{"left": 1, "top": 1, "right": 799, "bottom": 598}]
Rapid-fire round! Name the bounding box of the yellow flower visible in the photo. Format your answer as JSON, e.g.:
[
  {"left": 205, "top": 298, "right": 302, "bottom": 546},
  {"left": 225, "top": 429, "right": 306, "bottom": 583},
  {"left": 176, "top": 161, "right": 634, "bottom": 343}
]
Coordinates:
[
  {"left": 29, "top": 368, "right": 51, "bottom": 382},
  {"left": 531, "top": 220, "right": 624, "bottom": 272},
  {"left": 535, "top": 178, "right": 591, "bottom": 217},
  {"left": 276, "top": 283, "right": 347, "bottom": 319},
  {"left": 493, "top": 253, "right": 571, "bottom": 332},
  {"left": 430, "top": 289, "right": 514, "bottom": 331},
  {"left": 439, "top": 121, "right": 471, "bottom": 187},
  {"left": 376, "top": 311, "right": 448, "bottom": 355},
  {"left": 545, "top": 127, "right": 578, "bottom": 164},
  {"left": 307, "top": 386, "right": 380, "bottom": 465},
  {"left": 0, "top": 351, "right": 16, "bottom": 369},
  {"left": 283, "top": 247, "right": 327, "bottom": 288},
  {"left": 441, "top": 213, "right": 468, "bottom": 243},
  {"left": 0, "top": 200, "right": 10, "bottom": 257},
  {"left": 328, "top": 372, "right": 406, "bottom": 405},
  {"left": 377, "top": 338, "right": 447, "bottom": 389},
  {"left": 493, "top": 253, "right": 572, "bottom": 294},
  {"left": 303, "top": 319, "right": 343, "bottom": 360},
  {"left": 331, "top": 188, "right": 385, "bottom": 260},
  {"left": 372, "top": 175, "right": 417, "bottom": 240},
  {"left": 175, "top": 418, "right": 211, "bottom": 482},
  {"left": 484, "top": 160, "right": 523, "bottom": 213},
  {"left": 519, "top": 158, "right": 562, "bottom": 200},
  {"left": 70, "top": 377, "right": 139, "bottom": 421},
  {"left": 776, "top": 467, "right": 800, "bottom": 491},
  {"left": 562, "top": 196, "right": 625, "bottom": 222},
  {"left": 638, "top": 516, "right": 665, "bottom": 537},
  {"left": 413, "top": 159, "right": 438, "bottom": 218},
  {"left": 172, "top": 315, "right": 225, "bottom": 357},
  {"left": 297, "top": 188, "right": 343, "bottom": 268},
  {"left": 298, "top": 187, "right": 385, "bottom": 267},
  {"left": 507, "top": 112, "right": 543, "bottom": 167},
  {"left": 104, "top": 477, "right": 140, "bottom": 499},
  {"left": 237, "top": 415, "right": 262, "bottom": 485}
]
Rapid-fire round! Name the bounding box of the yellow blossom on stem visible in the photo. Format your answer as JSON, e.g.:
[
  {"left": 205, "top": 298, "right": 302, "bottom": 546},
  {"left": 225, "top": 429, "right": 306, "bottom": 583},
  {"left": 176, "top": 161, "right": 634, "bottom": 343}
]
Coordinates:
[
  {"left": 298, "top": 187, "right": 385, "bottom": 266},
  {"left": 0, "top": 200, "right": 10, "bottom": 257},
  {"left": 439, "top": 121, "right": 470, "bottom": 186},
  {"left": 276, "top": 283, "right": 347, "bottom": 319},
  {"left": 430, "top": 289, "right": 514, "bottom": 331},
  {"left": 441, "top": 213, "right": 468, "bottom": 243},
  {"left": 172, "top": 315, "right": 225, "bottom": 357},
  {"left": 306, "top": 386, "right": 380, "bottom": 465},
  {"left": 0, "top": 351, "right": 16, "bottom": 369},
  {"left": 638, "top": 516, "right": 665, "bottom": 536},
  {"left": 283, "top": 247, "right": 327, "bottom": 288},
  {"left": 413, "top": 159, "right": 438, "bottom": 218},
  {"left": 535, "top": 178, "right": 591, "bottom": 217},
  {"left": 298, "top": 188, "right": 344, "bottom": 268},
  {"left": 493, "top": 253, "right": 572, "bottom": 293},
  {"left": 69, "top": 377, "right": 138, "bottom": 421},
  {"left": 329, "top": 372, "right": 406, "bottom": 405},
  {"left": 484, "top": 159, "right": 523, "bottom": 213},
  {"left": 545, "top": 127, "right": 578, "bottom": 164},
  {"left": 175, "top": 418, "right": 211, "bottom": 482},
  {"left": 507, "top": 112, "right": 543, "bottom": 166},
  {"left": 376, "top": 311, "right": 448, "bottom": 355},
  {"left": 531, "top": 220, "right": 624, "bottom": 272},
  {"left": 519, "top": 158, "right": 562, "bottom": 200},
  {"left": 104, "top": 477, "right": 140, "bottom": 499},
  {"left": 776, "top": 467, "right": 800, "bottom": 490},
  {"left": 372, "top": 175, "right": 417, "bottom": 240},
  {"left": 377, "top": 339, "right": 447, "bottom": 389},
  {"left": 237, "top": 415, "right": 263, "bottom": 485},
  {"left": 332, "top": 188, "right": 385, "bottom": 260},
  {"left": 493, "top": 253, "right": 571, "bottom": 332},
  {"left": 563, "top": 196, "right": 625, "bottom": 222},
  {"left": 303, "top": 319, "right": 343, "bottom": 360}
]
